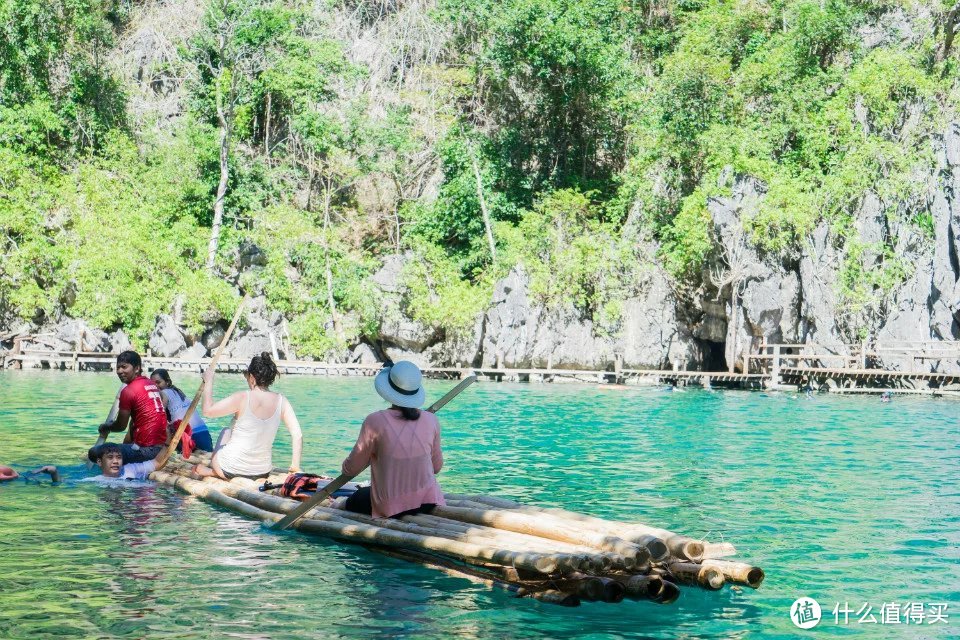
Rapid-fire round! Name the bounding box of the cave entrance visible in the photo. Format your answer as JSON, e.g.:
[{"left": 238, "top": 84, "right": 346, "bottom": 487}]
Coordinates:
[{"left": 698, "top": 339, "right": 727, "bottom": 372}]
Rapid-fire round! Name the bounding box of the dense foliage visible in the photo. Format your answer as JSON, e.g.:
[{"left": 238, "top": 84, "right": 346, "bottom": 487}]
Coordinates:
[{"left": 0, "top": 0, "right": 955, "bottom": 352}]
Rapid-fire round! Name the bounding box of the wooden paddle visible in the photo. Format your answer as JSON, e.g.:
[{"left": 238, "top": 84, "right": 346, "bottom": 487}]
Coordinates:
[
  {"left": 271, "top": 373, "right": 477, "bottom": 531},
  {"left": 154, "top": 295, "right": 249, "bottom": 470}
]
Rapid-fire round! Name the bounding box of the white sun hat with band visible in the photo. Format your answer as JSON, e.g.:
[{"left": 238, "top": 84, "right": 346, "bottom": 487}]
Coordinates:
[{"left": 374, "top": 361, "right": 426, "bottom": 408}]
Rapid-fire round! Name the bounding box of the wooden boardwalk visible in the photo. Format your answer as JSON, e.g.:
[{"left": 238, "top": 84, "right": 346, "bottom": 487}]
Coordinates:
[
  {"left": 4, "top": 339, "right": 960, "bottom": 396},
  {"left": 2, "top": 348, "right": 763, "bottom": 388}
]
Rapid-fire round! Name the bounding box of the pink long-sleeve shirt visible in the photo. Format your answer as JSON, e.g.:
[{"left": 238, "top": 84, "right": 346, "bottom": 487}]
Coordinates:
[{"left": 342, "top": 409, "right": 446, "bottom": 518}]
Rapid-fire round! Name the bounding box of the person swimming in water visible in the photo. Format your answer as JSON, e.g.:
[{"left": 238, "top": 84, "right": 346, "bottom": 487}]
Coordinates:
[{"left": 36, "top": 444, "right": 157, "bottom": 484}]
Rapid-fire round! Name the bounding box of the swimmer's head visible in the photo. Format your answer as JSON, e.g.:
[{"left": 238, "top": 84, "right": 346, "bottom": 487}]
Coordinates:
[{"left": 88, "top": 443, "right": 124, "bottom": 477}]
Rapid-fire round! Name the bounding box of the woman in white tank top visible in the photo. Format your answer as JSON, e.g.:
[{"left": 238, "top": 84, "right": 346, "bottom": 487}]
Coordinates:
[{"left": 193, "top": 352, "right": 303, "bottom": 479}]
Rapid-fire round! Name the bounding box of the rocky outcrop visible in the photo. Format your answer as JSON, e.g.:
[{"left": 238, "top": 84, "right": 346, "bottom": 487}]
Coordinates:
[
  {"left": 694, "top": 138, "right": 960, "bottom": 374},
  {"left": 370, "top": 254, "right": 442, "bottom": 362},
  {"left": 182, "top": 342, "right": 208, "bottom": 360},
  {"left": 480, "top": 267, "right": 613, "bottom": 369},
  {"left": 110, "top": 330, "right": 133, "bottom": 354},
  {"left": 707, "top": 178, "right": 801, "bottom": 370},
  {"left": 225, "top": 332, "right": 274, "bottom": 361},
  {"left": 201, "top": 324, "right": 226, "bottom": 351},
  {"left": 618, "top": 258, "right": 697, "bottom": 369},
  {"left": 798, "top": 223, "right": 843, "bottom": 346},
  {"left": 149, "top": 314, "right": 187, "bottom": 357},
  {"left": 478, "top": 258, "right": 697, "bottom": 371}
]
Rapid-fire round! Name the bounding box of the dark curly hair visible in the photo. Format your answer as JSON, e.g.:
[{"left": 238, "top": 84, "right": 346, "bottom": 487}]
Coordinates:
[
  {"left": 245, "top": 352, "right": 278, "bottom": 388},
  {"left": 88, "top": 442, "right": 123, "bottom": 463},
  {"left": 116, "top": 350, "right": 142, "bottom": 371}
]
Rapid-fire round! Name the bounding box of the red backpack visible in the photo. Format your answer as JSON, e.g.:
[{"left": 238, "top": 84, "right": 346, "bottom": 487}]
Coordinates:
[{"left": 278, "top": 473, "right": 324, "bottom": 501}]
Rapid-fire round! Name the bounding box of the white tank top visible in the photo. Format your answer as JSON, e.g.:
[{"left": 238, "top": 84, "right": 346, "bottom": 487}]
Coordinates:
[{"left": 215, "top": 391, "right": 284, "bottom": 476}]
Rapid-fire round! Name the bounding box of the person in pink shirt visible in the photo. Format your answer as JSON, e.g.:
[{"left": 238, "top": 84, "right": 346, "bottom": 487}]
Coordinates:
[{"left": 337, "top": 361, "right": 445, "bottom": 519}]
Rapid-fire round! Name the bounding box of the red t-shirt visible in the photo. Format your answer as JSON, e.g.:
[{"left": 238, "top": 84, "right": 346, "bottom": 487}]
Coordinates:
[{"left": 118, "top": 376, "right": 168, "bottom": 447}]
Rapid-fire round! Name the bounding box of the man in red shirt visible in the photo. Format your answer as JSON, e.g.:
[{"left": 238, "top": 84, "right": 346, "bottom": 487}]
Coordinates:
[{"left": 98, "top": 351, "right": 169, "bottom": 463}]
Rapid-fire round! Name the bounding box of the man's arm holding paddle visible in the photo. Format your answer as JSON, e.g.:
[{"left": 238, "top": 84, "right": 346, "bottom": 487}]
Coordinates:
[
  {"left": 98, "top": 409, "right": 131, "bottom": 439},
  {"left": 272, "top": 374, "right": 477, "bottom": 531}
]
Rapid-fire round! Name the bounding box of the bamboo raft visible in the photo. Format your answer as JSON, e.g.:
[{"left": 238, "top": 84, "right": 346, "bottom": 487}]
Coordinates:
[{"left": 152, "top": 456, "right": 764, "bottom": 607}]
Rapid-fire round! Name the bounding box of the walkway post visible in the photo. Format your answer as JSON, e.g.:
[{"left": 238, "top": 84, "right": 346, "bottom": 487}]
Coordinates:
[{"left": 772, "top": 345, "right": 781, "bottom": 387}]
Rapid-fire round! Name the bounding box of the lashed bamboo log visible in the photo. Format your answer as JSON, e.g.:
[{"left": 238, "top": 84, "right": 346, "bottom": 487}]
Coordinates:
[
  {"left": 446, "top": 494, "right": 701, "bottom": 560},
  {"left": 431, "top": 504, "right": 649, "bottom": 564},
  {"left": 202, "top": 476, "right": 591, "bottom": 574},
  {"left": 651, "top": 578, "right": 681, "bottom": 604},
  {"left": 620, "top": 575, "right": 662, "bottom": 600},
  {"left": 497, "top": 568, "right": 624, "bottom": 604},
  {"left": 406, "top": 514, "right": 635, "bottom": 572},
  {"left": 374, "top": 548, "right": 580, "bottom": 607},
  {"left": 620, "top": 573, "right": 681, "bottom": 604},
  {"left": 702, "top": 542, "right": 738, "bottom": 559},
  {"left": 700, "top": 560, "right": 765, "bottom": 589},
  {"left": 151, "top": 463, "right": 763, "bottom": 605},
  {"left": 667, "top": 562, "right": 725, "bottom": 590},
  {"left": 209, "top": 476, "right": 612, "bottom": 575},
  {"left": 567, "top": 574, "right": 625, "bottom": 603},
  {"left": 631, "top": 534, "right": 670, "bottom": 563},
  {"left": 152, "top": 471, "right": 565, "bottom": 575}
]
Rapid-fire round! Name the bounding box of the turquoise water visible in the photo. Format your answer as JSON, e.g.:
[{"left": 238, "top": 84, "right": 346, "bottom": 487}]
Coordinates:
[{"left": 1, "top": 370, "right": 958, "bottom": 639}]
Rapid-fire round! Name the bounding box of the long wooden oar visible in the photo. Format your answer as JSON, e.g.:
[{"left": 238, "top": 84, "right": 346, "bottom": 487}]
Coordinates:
[
  {"left": 272, "top": 374, "right": 477, "bottom": 531},
  {"left": 154, "top": 295, "right": 248, "bottom": 470}
]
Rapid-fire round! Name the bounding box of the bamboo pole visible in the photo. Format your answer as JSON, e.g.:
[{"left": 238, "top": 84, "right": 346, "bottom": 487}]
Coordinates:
[
  {"left": 239, "top": 488, "right": 603, "bottom": 575},
  {"left": 569, "top": 574, "right": 624, "bottom": 603},
  {"left": 700, "top": 560, "right": 765, "bottom": 589},
  {"left": 702, "top": 542, "right": 738, "bottom": 559},
  {"left": 188, "top": 472, "right": 650, "bottom": 580},
  {"left": 444, "top": 495, "right": 693, "bottom": 561},
  {"left": 202, "top": 475, "right": 587, "bottom": 573},
  {"left": 155, "top": 295, "right": 248, "bottom": 469},
  {"left": 620, "top": 575, "right": 660, "bottom": 600},
  {"left": 374, "top": 548, "right": 580, "bottom": 607},
  {"left": 406, "top": 514, "right": 635, "bottom": 572},
  {"left": 431, "top": 504, "right": 649, "bottom": 564},
  {"left": 667, "top": 562, "right": 725, "bottom": 590},
  {"left": 153, "top": 471, "right": 567, "bottom": 575}
]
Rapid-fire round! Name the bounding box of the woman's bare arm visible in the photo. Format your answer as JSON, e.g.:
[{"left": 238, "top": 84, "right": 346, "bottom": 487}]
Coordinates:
[
  {"left": 201, "top": 369, "right": 244, "bottom": 418},
  {"left": 281, "top": 401, "right": 303, "bottom": 472}
]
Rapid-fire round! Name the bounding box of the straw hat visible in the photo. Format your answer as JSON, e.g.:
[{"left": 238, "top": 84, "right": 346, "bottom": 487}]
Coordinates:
[{"left": 374, "top": 361, "right": 425, "bottom": 408}]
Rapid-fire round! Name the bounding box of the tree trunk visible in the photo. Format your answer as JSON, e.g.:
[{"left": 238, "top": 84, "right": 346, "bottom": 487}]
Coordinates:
[
  {"left": 469, "top": 148, "right": 497, "bottom": 261},
  {"left": 264, "top": 91, "right": 271, "bottom": 156},
  {"left": 322, "top": 177, "right": 342, "bottom": 340},
  {"left": 207, "top": 92, "right": 232, "bottom": 272},
  {"left": 727, "top": 282, "right": 739, "bottom": 373},
  {"left": 939, "top": 5, "right": 960, "bottom": 63}
]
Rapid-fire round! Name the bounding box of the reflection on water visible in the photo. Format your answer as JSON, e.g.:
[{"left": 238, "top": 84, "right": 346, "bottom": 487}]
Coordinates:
[{"left": 1, "top": 371, "right": 958, "bottom": 638}]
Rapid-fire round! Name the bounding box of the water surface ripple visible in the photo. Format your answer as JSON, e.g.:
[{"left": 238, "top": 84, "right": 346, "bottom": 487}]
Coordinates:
[{"left": 1, "top": 371, "right": 957, "bottom": 638}]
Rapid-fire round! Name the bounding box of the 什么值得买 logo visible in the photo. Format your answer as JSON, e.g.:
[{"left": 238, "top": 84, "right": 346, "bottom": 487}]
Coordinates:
[{"left": 791, "top": 597, "right": 822, "bottom": 629}]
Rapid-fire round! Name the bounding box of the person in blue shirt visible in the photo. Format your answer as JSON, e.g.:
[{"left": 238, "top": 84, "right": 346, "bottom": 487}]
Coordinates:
[{"left": 150, "top": 368, "right": 213, "bottom": 452}]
